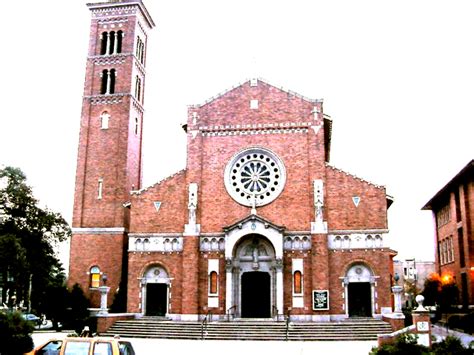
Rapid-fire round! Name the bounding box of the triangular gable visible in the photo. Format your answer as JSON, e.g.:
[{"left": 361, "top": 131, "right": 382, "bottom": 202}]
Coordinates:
[
  {"left": 190, "top": 77, "right": 322, "bottom": 109},
  {"left": 223, "top": 214, "right": 285, "bottom": 234}
]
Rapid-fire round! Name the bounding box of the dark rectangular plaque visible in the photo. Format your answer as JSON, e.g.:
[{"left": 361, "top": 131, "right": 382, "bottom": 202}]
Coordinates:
[{"left": 312, "top": 290, "right": 329, "bottom": 310}]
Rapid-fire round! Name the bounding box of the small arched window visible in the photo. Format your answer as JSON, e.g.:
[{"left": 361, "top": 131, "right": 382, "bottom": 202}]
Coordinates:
[
  {"left": 293, "top": 271, "right": 302, "bottom": 294},
  {"left": 101, "top": 111, "right": 110, "bottom": 129},
  {"left": 209, "top": 271, "right": 218, "bottom": 294},
  {"left": 90, "top": 266, "right": 101, "bottom": 288}
]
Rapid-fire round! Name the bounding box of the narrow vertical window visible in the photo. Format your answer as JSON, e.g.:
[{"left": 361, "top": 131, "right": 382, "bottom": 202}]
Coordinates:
[
  {"left": 293, "top": 271, "right": 302, "bottom": 294},
  {"left": 100, "top": 69, "right": 108, "bottom": 94},
  {"left": 108, "top": 31, "right": 116, "bottom": 55},
  {"left": 140, "top": 41, "right": 145, "bottom": 64},
  {"left": 134, "top": 117, "right": 139, "bottom": 135},
  {"left": 98, "top": 178, "right": 103, "bottom": 200},
  {"left": 117, "top": 30, "right": 123, "bottom": 54},
  {"left": 100, "top": 111, "right": 110, "bottom": 129},
  {"left": 109, "top": 69, "right": 116, "bottom": 94},
  {"left": 136, "top": 36, "right": 140, "bottom": 57},
  {"left": 209, "top": 271, "right": 218, "bottom": 294},
  {"left": 90, "top": 266, "right": 101, "bottom": 288},
  {"left": 100, "top": 32, "right": 108, "bottom": 55},
  {"left": 135, "top": 76, "right": 142, "bottom": 101}
]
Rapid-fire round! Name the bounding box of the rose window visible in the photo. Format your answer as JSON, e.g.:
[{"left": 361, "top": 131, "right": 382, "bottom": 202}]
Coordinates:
[{"left": 224, "top": 147, "right": 286, "bottom": 207}]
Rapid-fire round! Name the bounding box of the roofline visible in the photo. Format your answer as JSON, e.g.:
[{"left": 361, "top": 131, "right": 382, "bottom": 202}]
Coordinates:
[
  {"left": 188, "top": 77, "right": 323, "bottom": 108},
  {"left": 422, "top": 159, "right": 474, "bottom": 210},
  {"left": 87, "top": 0, "right": 156, "bottom": 29}
]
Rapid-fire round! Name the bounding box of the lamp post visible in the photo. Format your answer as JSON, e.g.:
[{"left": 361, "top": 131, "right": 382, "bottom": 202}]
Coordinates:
[
  {"left": 392, "top": 273, "right": 403, "bottom": 314},
  {"left": 98, "top": 273, "right": 110, "bottom": 315}
]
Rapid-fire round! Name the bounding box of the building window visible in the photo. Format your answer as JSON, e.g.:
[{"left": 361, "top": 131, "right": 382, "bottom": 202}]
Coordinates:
[
  {"left": 224, "top": 147, "right": 286, "bottom": 207},
  {"left": 293, "top": 271, "right": 303, "bottom": 294},
  {"left": 209, "top": 271, "right": 218, "bottom": 294},
  {"left": 134, "top": 117, "right": 139, "bottom": 135},
  {"left": 135, "top": 76, "right": 142, "bottom": 102},
  {"left": 100, "top": 31, "right": 123, "bottom": 55},
  {"left": 90, "top": 266, "right": 101, "bottom": 288},
  {"left": 100, "top": 111, "right": 110, "bottom": 129},
  {"left": 100, "top": 69, "right": 116, "bottom": 95},
  {"left": 440, "top": 236, "right": 455, "bottom": 265},
  {"left": 436, "top": 204, "right": 450, "bottom": 227},
  {"left": 136, "top": 36, "right": 145, "bottom": 64},
  {"left": 98, "top": 179, "right": 103, "bottom": 200}
]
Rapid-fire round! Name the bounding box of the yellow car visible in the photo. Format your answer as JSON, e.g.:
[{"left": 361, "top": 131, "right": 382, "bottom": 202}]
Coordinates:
[{"left": 28, "top": 336, "right": 135, "bottom": 355}]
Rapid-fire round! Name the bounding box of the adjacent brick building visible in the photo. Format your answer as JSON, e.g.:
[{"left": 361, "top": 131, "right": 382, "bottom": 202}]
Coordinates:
[
  {"left": 69, "top": 0, "right": 398, "bottom": 321},
  {"left": 422, "top": 160, "right": 474, "bottom": 309}
]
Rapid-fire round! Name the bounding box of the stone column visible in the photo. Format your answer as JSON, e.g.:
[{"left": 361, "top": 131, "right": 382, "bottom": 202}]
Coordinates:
[
  {"left": 412, "top": 295, "right": 432, "bottom": 348},
  {"left": 276, "top": 258, "right": 284, "bottom": 317},
  {"left": 225, "top": 258, "right": 233, "bottom": 316},
  {"left": 98, "top": 286, "right": 110, "bottom": 315},
  {"left": 392, "top": 285, "right": 403, "bottom": 313}
]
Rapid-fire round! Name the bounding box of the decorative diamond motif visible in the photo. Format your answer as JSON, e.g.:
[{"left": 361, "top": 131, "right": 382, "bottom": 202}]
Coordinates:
[{"left": 224, "top": 147, "right": 286, "bottom": 207}]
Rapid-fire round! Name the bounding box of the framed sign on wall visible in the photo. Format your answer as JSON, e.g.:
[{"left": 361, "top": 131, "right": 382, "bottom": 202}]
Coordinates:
[{"left": 312, "top": 290, "right": 329, "bottom": 310}]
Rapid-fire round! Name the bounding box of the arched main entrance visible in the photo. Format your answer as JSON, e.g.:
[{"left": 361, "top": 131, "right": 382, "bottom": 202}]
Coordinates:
[
  {"left": 345, "top": 263, "right": 374, "bottom": 318},
  {"left": 232, "top": 235, "right": 276, "bottom": 318},
  {"left": 141, "top": 265, "right": 170, "bottom": 317}
]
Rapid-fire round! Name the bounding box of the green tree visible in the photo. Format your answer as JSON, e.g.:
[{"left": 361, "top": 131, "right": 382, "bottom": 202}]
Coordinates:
[
  {"left": 422, "top": 273, "right": 442, "bottom": 307},
  {"left": 421, "top": 273, "right": 459, "bottom": 313},
  {"left": 0, "top": 166, "right": 70, "bottom": 313},
  {"left": 0, "top": 311, "right": 34, "bottom": 355},
  {"left": 67, "top": 283, "right": 90, "bottom": 333}
]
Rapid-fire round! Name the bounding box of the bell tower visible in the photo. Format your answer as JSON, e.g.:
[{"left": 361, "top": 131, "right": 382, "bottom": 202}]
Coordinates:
[{"left": 69, "top": 0, "right": 155, "bottom": 307}]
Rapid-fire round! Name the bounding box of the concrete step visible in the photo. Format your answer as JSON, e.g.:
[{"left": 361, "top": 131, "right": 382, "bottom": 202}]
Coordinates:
[{"left": 104, "top": 318, "right": 392, "bottom": 341}]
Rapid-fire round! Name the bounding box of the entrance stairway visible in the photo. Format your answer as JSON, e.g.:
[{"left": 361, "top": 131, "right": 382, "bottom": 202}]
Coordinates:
[{"left": 103, "top": 317, "right": 393, "bottom": 341}]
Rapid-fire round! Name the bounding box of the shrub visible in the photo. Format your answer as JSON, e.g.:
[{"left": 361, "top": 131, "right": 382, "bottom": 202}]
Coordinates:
[
  {"left": 0, "top": 311, "right": 34, "bottom": 355},
  {"left": 370, "top": 334, "right": 430, "bottom": 355},
  {"left": 432, "top": 336, "right": 472, "bottom": 355}
]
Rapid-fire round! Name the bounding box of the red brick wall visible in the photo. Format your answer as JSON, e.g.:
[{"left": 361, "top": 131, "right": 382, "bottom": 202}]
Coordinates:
[
  {"left": 68, "top": 232, "right": 127, "bottom": 307},
  {"left": 325, "top": 165, "right": 388, "bottom": 230},
  {"left": 130, "top": 171, "right": 187, "bottom": 232},
  {"left": 328, "top": 249, "right": 396, "bottom": 313},
  {"left": 127, "top": 252, "right": 184, "bottom": 314}
]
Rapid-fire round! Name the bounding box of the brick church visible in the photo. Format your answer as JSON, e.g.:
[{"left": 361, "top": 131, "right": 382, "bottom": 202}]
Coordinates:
[{"left": 69, "top": 0, "right": 397, "bottom": 322}]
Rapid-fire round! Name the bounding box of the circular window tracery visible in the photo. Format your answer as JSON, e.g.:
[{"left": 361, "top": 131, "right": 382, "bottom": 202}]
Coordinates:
[{"left": 224, "top": 147, "right": 286, "bottom": 207}]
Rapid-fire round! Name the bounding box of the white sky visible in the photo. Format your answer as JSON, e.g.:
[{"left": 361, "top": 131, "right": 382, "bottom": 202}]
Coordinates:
[{"left": 1, "top": 1, "right": 473, "bottom": 269}]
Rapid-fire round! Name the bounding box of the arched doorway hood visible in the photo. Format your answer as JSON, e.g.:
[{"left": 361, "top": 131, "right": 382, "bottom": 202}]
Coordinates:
[{"left": 223, "top": 214, "right": 285, "bottom": 259}]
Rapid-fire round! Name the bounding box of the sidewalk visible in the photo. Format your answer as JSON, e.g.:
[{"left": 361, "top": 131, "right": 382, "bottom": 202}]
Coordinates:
[{"left": 431, "top": 324, "right": 474, "bottom": 348}]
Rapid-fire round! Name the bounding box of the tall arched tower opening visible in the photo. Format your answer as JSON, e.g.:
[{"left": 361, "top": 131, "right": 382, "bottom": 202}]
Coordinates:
[{"left": 69, "top": 0, "right": 155, "bottom": 308}]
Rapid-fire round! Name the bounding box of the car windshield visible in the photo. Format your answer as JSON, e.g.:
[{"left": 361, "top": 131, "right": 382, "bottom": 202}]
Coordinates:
[
  {"left": 64, "top": 341, "right": 91, "bottom": 354},
  {"left": 36, "top": 340, "right": 62, "bottom": 355},
  {"left": 118, "top": 341, "right": 135, "bottom": 355}
]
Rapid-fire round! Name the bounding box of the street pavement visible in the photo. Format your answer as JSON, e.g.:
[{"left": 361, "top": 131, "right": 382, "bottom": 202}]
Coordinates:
[
  {"left": 432, "top": 324, "right": 474, "bottom": 348},
  {"left": 32, "top": 332, "right": 378, "bottom": 354},
  {"left": 32, "top": 325, "right": 474, "bottom": 354}
]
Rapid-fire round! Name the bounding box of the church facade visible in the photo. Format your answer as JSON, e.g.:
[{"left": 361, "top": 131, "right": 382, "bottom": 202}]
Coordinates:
[{"left": 69, "top": 0, "right": 397, "bottom": 322}]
